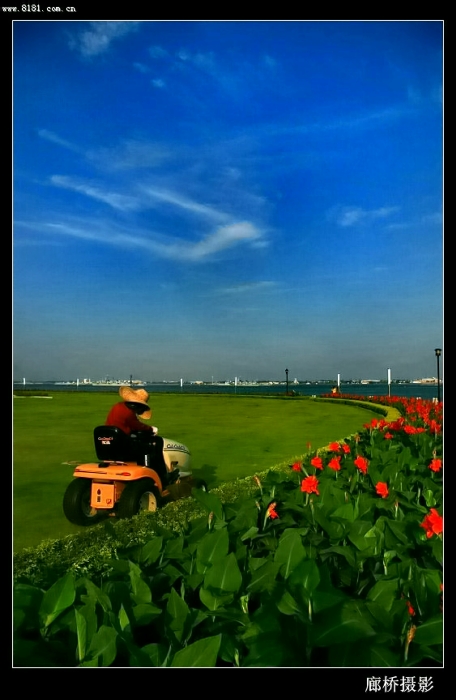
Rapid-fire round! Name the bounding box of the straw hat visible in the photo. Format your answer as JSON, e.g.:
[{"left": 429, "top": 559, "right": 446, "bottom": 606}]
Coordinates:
[{"left": 119, "top": 386, "right": 152, "bottom": 419}]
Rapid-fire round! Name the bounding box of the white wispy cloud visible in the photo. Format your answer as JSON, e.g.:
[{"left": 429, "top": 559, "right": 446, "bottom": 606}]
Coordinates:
[
  {"left": 332, "top": 205, "right": 400, "bottom": 227},
  {"left": 68, "top": 21, "right": 141, "bottom": 58},
  {"left": 141, "top": 186, "right": 231, "bottom": 223},
  {"left": 27, "top": 217, "right": 266, "bottom": 263},
  {"left": 217, "top": 281, "right": 277, "bottom": 294},
  {"left": 37, "top": 129, "right": 81, "bottom": 152},
  {"left": 50, "top": 175, "right": 140, "bottom": 212}
]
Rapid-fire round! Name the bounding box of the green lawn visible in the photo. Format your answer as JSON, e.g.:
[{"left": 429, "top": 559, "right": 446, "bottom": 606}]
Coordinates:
[{"left": 13, "top": 392, "right": 379, "bottom": 552}]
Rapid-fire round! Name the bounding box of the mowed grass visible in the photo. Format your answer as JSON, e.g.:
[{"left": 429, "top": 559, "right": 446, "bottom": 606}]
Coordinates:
[{"left": 13, "top": 392, "right": 378, "bottom": 553}]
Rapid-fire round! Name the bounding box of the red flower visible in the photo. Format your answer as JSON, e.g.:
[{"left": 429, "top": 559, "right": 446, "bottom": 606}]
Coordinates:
[
  {"left": 341, "top": 444, "right": 350, "bottom": 454},
  {"left": 406, "top": 600, "right": 415, "bottom": 616},
  {"left": 384, "top": 432, "right": 393, "bottom": 440},
  {"left": 376, "top": 482, "right": 389, "bottom": 499},
  {"left": 354, "top": 455, "right": 369, "bottom": 474},
  {"left": 404, "top": 425, "right": 417, "bottom": 434},
  {"left": 328, "top": 442, "right": 340, "bottom": 452},
  {"left": 266, "top": 502, "right": 279, "bottom": 519},
  {"left": 420, "top": 508, "right": 443, "bottom": 538},
  {"left": 429, "top": 458, "right": 442, "bottom": 473},
  {"left": 301, "top": 475, "right": 320, "bottom": 495},
  {"left": 328, "top": 456, "right": 341, "bottom": 471},
  {"left": 310, "top": 456, "right": 323, "bottom": 470},
  {"left": 291, "top": 462, "right": 302, "bottom": 472}
]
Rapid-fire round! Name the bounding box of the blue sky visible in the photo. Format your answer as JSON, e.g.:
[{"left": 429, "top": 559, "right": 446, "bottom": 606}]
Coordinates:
[{"left": 13, "top": 20, "right": 443, "bottom": 383}]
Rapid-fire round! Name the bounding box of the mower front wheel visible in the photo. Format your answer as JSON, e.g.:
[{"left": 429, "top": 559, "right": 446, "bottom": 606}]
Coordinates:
[
  {"left": 117, "top": 478, "right": 161, "bottom": 519},
  {"left": 63, "top": 478, "right": 102, "bottom": 526}
]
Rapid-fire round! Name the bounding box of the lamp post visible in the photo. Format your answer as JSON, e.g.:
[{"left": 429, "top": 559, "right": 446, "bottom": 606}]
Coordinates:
[
  {"left": 434, "top": 349, "right": 442, "bottom": 403},
  {"left": 285, "top": 368, "right": 289, "bottom": 395}
]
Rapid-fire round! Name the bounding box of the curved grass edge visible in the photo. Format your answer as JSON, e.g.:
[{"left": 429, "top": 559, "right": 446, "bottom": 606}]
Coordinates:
[{"left": 13, "top": 399, "right": 399, "bottom": 587}]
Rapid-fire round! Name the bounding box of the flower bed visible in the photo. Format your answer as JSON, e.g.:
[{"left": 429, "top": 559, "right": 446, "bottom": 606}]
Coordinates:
[{"left": 13, "top": 397, "right": 442, "bottom": 667}]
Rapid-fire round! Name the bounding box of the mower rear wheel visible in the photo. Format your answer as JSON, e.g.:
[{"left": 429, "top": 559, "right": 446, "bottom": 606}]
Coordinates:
[
  {"left": 117, "top": 479, "right": 161, "bottom": 519},
  {"left": 63, "top": 478, "right": 102, "bottom": 526},
  {"left": 192, "top": 479, "right": 208, "bottom": 492}
]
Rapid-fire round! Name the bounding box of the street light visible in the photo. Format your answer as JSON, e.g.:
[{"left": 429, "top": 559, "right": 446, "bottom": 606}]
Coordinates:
[
  {"left": 285, "top": 368, "right": 289, "bottom": 395},
  {"left": 434, "top": 348, "right": 442, "bottom": 403}
]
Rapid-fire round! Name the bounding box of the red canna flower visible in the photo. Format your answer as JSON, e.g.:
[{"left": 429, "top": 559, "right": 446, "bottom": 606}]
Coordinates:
[
  {"left": 328, "top": 442, "right": 340, "bottom": 452},
  {"left": 310, "top": 456, "right": 323, "bottom": 470},
  {"left": 384, "top": 432, "right": 393, "bottom": 440},
  {"left": 429, "top": 458, "right": 442, "bottom": 473},
  {"left": 301, "top": 475, "right": 320, "bottom": 495},
  {"left": 404, "top": 425, "right": 417, "bottom": 434},
  {"left": 354, "top": 455, "right": 369, "bottom": 474},
  {"left": 376, "top": 482, "right": 389, "bottom": 498},
  {"left": 406, "top": 600, "right": 415, "bottom": 616},
  {"left": 420, "top": 508, "right": 443, "bottom": 538},
  {"left": 266, "top": 502, "right": 279, "bottom": 519},
  {"left": 291, "top": 462, "right": 302, "bottom": 472},
  {"left": 328, "top": 456, "right": 341, "bottom": 471},
  {"left": 341, "top": 444, "right": 350, "bottom": 454}
]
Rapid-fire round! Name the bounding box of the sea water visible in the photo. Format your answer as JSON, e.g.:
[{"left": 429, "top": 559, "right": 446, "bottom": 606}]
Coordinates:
[{"left": 13, "top": 382, "right": 442, "bottom": 401}]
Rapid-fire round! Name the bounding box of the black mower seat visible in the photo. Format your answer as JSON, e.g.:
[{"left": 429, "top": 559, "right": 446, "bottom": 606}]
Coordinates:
[{"left": 93, "top": 425, "right": 139, "bottom": 463}]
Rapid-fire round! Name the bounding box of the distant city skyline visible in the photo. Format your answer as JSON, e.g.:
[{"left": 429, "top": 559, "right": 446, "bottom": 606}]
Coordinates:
[{"left": 13, "top": 20, "right": 443, "bottom": 382}]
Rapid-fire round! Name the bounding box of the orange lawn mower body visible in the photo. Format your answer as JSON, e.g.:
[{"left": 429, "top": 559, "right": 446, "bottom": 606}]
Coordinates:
[{"left": 63, "top": 425, "right": 206, "bottom": 526}]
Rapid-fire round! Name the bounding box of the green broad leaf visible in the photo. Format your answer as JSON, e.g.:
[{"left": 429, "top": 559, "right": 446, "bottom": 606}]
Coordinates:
[
  {"left": 164, "top": 536, "right": 185, "bottom": 559},
  {"left": 369, "top": 644, "right": 402, "bottom": 667},
  {"left": 288, "top": 559, "right": 320, "bottom": 593},
  {"left": 138, "top": 536, "right": 164, "bottom": 565},
  {"left": 204, "top": 552, "right": 242, "bottom": 593},
  {"left": 313, "top": 508, "right": 345, "bottom": 540},
  {"left": 423, "top": 489, "right": 437, "bottom": 508},
  {"left": 105, "top": 559, "right": 130, "bottom": 573},
  {"left": 276, "top": 589, "right": 301, "bottom": 615},
  {"left": 126, "top": 645, "right": 156, "bottom": 667},
  {"left": 331, "top": 503, "right": 355, "bottom": 522},
  {"left": 132, "top": 603, "right": 162, "bottom": 626},
  {"left": 348, "top": 521, "right": 378, "bottom": 551},
  {"left": 118, "top": 604, "right": 131, "bottom": 632},
  {"left": 431, "top": 536, "right": 443, "bottom": 565},
  {"left": 240, "top": 526, "right": 260, "bottom": 541},
  {"left": 39, "top": 573, "right": 76, "bottom": 628},
  {"left": 310, "top": 602, "right": 376, "bottom": 646},
  {"left": 247, "top": 560, "right": 281, "bottom": 593},
  {"left": 366, "top": 579, "right": 399, "bottom": 611},
  {"left": 75, "top": 604, "right": 98, "bottom": 662},
  {"left": 312, "top": 587, "right": 347, "bottom": 614},
  {"left": 165, "top": 588, "right": 190, "bottom": 643},
  {"left": 75, "top": 607, "right": 88, "bottom": 663},
  {"left": 273, "top": 529, "right": 306, "bottom": 579},
  {"left": 384, "top": 520, "right": 409, "bottom": 548},
  {"left": 320, "top": 544, "right": 356, "bottom": 567},
  {"left": 83, "top": 625, "right": 118, "bottom": 667},
  {"left": 140, "top": 643, "right": 168, "bottom": 667},
  {"left": 128, "top": 563, "right": 152, "bottom": 605},
  {"left": 191, "top": 488, "right": 225, "bottom": 520},
  {"left": 78, "top": 578, "right": 112, "bottom": 612},
  {"left": 162, "top": 563, "right": 184, "bottom": 584},
  {"left": 249, "top": 556, "right": 268, "bottom": 571},
  {"left": 229, "top": 501, "right": 261, "bottom": 532},
  {"left": 196, "top": 528, "right": 229, "bottom": 574},
  {"left": 185, "top": 573, "right": 204, "bottom": 590},
  {"left": 413, "top": 615, "right": 443, "bottom": 646},
  {"left": 242, "top": 634, "right": 287, "bottom": 667},
  {"left": 199, "top": 586, "right": 233, "bottom": 611},
  {"left": 170, "top": 634, "right": 222, "bottom": 667},
  {"left": 13, "top": 583, "right": 43, "bottom": 632}
]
